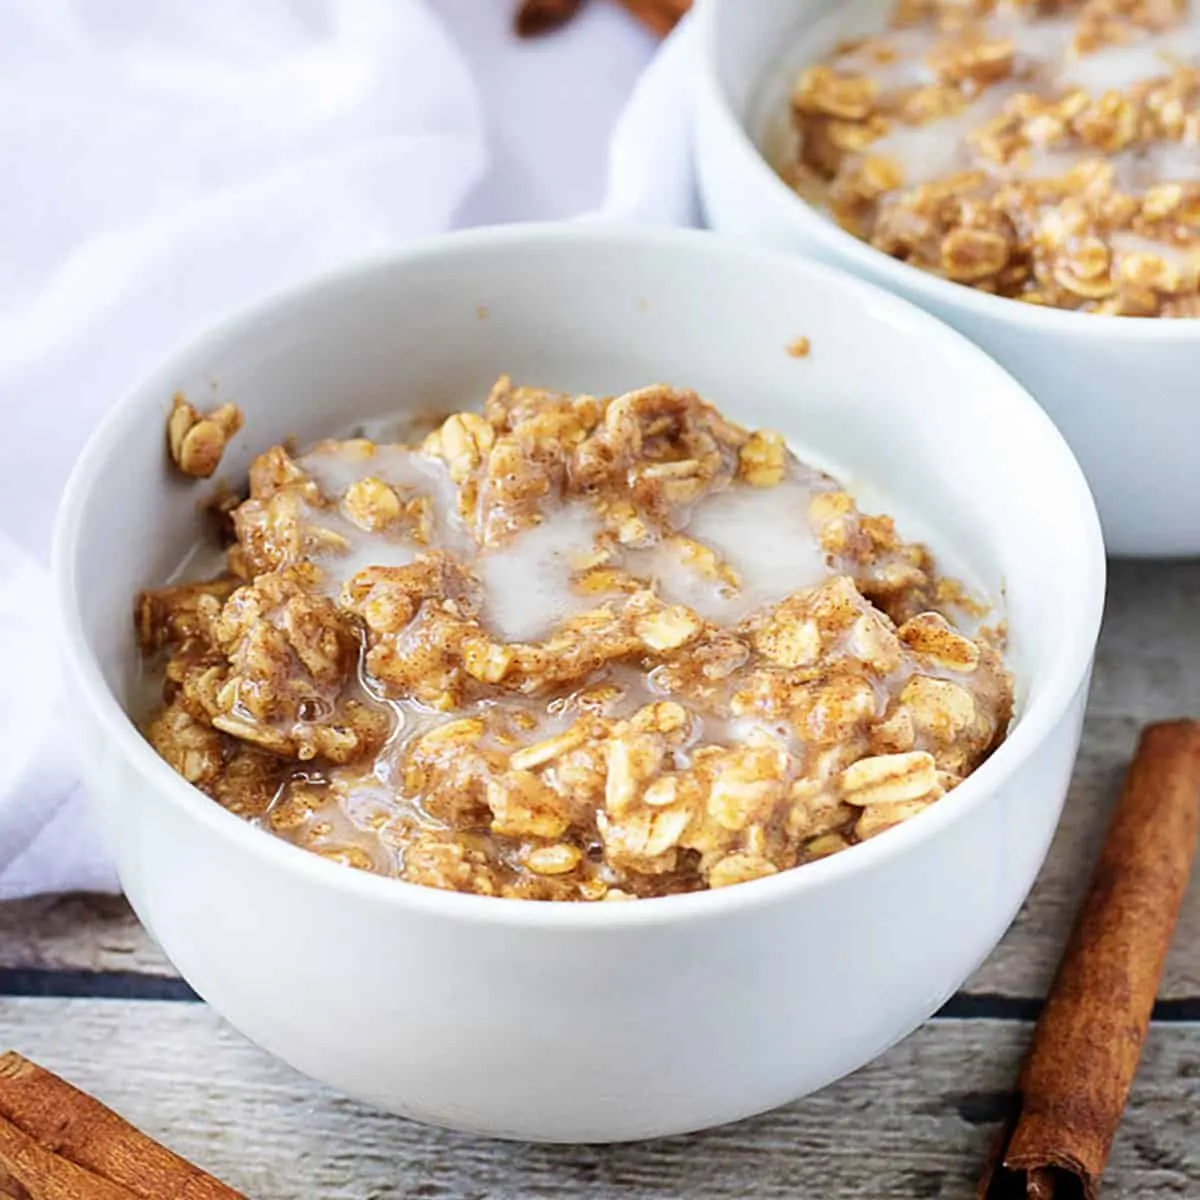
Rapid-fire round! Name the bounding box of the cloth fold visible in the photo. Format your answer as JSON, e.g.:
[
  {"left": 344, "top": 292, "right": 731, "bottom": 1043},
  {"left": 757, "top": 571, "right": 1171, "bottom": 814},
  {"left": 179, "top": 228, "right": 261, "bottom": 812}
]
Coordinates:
[{"left": 0, "top": 1, "right": 697, "bottom": 898}]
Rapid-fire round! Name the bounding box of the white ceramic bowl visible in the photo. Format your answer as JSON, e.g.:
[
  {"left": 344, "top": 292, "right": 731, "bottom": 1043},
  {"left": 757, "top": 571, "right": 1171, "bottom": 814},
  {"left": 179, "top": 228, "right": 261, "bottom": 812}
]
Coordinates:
[
  {"left": 693, "top": 0, "right": 1200, "bottom": 557},
  {"left": 54, "top": 225, "right": 1103, "bottom": 1142}
]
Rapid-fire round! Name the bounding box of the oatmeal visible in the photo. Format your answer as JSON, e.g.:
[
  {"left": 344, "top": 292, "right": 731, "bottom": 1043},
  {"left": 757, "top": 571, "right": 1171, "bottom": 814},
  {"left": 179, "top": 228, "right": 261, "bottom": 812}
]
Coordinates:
[
  {"left": 137, "top": 378, "right": 1012, "bottom": 900},
  {"left": 780, "top": 0, "right": 1200, "bottom": 315}
]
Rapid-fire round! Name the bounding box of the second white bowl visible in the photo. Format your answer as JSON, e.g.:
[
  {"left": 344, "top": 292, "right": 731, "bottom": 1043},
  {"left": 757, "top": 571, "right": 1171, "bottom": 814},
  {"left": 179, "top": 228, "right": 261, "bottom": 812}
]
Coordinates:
[{"left": 693, "top": 0, "right": 1200, "bottom": 557}]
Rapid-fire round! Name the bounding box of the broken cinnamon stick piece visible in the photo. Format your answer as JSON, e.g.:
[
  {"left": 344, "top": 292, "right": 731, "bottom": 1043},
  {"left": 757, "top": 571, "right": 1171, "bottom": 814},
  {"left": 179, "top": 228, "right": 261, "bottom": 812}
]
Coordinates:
[
  {"left": 979, "top": 720, "right": 1200, "bottom": 1200},
  {"left": 514, "top": 0, "right": 689, "bottom": 39},
  {"left": 0, "top": 1054, "right": 245, "bottom": 1200},
  {"left": 515, "top": 0, "right": 585, "bottom": 37},
  {"left": 616, "top": 0, "right": 691, "bottom": 37}
]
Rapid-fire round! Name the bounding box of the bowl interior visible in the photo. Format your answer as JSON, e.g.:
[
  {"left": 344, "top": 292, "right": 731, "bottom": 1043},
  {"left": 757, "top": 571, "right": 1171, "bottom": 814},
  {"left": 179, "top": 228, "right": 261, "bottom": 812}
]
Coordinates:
[
  {"left": 59, "top": 226, "right": 1101, "bottom": 823},
  {"left": 705, "top": 0, "right": 889, "bottom": 164},
  {"left": 720, "top": 0, "right": 895, "bottom": 171}
]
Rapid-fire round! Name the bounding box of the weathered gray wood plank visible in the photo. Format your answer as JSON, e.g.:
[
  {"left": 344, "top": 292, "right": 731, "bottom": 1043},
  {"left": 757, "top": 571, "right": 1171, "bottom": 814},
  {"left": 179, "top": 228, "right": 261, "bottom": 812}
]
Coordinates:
[
  {"left": 0, "top": 893, "right": 174, "bottom": 976},
  {"left": 0, "top": 1000, "right": 1196, "bottom": 1199},
  {"left": 1, "top": 560, "right": 1196, "bottom": 994},
  {"left": 971, "top": 557, "right": 1200, "bottom": 997}
]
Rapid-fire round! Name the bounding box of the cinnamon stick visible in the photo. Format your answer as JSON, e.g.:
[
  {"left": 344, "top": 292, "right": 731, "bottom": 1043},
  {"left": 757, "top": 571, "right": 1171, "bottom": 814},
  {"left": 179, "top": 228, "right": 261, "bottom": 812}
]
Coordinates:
[
  {"left": 0, "top": 1054, "right": 245, "bottom": 1199},
  {"left": 0, "top": 1113, "right": 137, "bottom": 1200},
  {"left": 515, "top": 0, "right": 585, "bottom": 37},
  {"left": 615, "top": 0, "right": 690, "bottom": 37},
  {"left": 514, "top": 0, "right": 690, "bottom": 39},
  {"left": 979, "top": 720, "right": 1200, "bottom": 1200}
]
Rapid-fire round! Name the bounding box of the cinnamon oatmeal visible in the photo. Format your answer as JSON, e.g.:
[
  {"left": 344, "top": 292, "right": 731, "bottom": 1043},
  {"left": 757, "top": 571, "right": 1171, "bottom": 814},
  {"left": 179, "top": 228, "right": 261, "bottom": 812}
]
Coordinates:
[
  {"left": 780, "top": 0, "right": 1200, "bottom": 316},
  {"left": 136, "top": 378, "right": 1012, "bottom": 900}
]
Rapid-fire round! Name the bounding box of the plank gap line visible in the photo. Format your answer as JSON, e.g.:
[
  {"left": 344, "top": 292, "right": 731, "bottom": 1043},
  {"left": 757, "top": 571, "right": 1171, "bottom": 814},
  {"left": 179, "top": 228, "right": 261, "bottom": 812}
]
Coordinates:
[{"left": 4, "top": 972, "right": 1200, "bottom": 1023}]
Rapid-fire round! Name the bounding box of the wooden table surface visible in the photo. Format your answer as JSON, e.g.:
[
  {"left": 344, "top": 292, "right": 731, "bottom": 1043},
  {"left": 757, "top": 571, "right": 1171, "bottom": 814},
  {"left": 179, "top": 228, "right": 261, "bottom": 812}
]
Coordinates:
[{"left": 1, "top": 559, "right": 1197, "bottom": 1198}]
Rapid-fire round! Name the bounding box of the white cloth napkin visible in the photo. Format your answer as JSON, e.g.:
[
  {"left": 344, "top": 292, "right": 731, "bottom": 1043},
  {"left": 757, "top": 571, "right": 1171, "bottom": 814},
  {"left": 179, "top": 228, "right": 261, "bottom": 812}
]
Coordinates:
[{"left": 0, "top": 2, "right": 697, "bottom": 898}]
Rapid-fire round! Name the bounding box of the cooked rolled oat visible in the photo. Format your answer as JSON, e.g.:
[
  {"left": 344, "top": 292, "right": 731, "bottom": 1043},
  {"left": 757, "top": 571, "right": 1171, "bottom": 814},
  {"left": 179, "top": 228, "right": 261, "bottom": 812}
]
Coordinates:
[
  {"left": 137, "top": 378, "right": 1012, "bottom": 900},
  {"left": 167, "top": 395, "right": 244, "bottom": 478},
  {"left": 780, "top": 0, "right": 1200, "bottom": 316}
]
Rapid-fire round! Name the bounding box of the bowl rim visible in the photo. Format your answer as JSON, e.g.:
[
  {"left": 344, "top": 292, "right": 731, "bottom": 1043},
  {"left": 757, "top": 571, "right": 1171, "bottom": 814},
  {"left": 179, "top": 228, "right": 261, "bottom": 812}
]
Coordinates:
[
  {"left": 52, "top": 220, "right": 1106, "bottom": 930},
  {"left": 692, "top": 0, "right": 1200, "bottom": 343}
]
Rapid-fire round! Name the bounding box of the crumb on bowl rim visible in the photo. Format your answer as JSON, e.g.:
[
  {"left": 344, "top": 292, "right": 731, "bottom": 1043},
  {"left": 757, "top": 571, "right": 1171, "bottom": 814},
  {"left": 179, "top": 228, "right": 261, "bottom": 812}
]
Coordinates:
[
  {"left": 692, "top": 0, "right": 1200, "bottom": 343},
  {"left": 51, "top": 221, "right": 1107, "bottom": 930}
]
